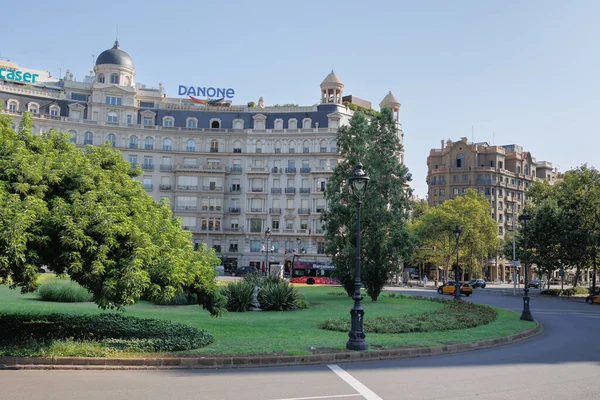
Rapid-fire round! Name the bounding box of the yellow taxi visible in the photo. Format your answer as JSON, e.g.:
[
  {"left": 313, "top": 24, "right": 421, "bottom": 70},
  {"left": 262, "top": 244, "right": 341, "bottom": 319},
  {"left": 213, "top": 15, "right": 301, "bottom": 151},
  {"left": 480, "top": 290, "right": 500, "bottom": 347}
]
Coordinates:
[
  {"left": 586, "top": 294, "right": 600, "bottom": 304},
  {"left": 437, "top": 281, "right": 473, "bottom": 297}
]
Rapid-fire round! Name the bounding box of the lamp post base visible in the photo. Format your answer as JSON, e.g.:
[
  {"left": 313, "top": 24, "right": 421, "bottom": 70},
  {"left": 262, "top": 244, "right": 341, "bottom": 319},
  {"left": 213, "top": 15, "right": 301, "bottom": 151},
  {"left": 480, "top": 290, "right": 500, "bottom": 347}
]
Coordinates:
[
  {"left": 520, "top": 295, "right": 534, "bottom": 321},
  {"left": 346, "top": 304, "right": 368, "bottom": 351},
  {"left": 454, "top": 285, "right": 462, "bottom": 301}
]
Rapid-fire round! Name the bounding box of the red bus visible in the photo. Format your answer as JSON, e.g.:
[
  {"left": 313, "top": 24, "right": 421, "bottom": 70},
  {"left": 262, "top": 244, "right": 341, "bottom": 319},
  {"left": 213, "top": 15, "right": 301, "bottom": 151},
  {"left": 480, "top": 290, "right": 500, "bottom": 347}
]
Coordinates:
[{"left": 289, "top": 262, "right": 339, "bottom": 285}]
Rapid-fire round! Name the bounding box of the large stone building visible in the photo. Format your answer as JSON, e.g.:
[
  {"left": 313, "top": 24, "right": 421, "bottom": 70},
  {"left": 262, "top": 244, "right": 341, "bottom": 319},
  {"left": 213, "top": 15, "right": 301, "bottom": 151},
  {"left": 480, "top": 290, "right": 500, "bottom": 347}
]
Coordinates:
[
  {"left": 426, "top": 138, "right": 558, "bottom": 281},
  {"left": 0, "top": 41, "right": 404, "bottom": 272}
]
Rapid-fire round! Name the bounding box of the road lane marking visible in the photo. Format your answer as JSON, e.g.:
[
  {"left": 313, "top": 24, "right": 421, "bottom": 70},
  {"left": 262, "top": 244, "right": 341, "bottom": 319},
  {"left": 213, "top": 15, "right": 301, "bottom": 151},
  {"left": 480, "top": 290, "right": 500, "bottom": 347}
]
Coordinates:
[
  {"left": 271, "top": 394, "right": 362, "bottom": 400},
  {"left": 327, "top": 364, "right": 383, "bottom": 400}
]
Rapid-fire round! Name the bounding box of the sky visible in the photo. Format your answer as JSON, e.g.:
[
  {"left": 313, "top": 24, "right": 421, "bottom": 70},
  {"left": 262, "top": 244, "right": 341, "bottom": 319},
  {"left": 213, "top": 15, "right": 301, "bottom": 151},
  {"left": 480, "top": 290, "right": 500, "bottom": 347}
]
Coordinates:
[{"left": 2, "top": 0, "right": 599, "bottom": 197}]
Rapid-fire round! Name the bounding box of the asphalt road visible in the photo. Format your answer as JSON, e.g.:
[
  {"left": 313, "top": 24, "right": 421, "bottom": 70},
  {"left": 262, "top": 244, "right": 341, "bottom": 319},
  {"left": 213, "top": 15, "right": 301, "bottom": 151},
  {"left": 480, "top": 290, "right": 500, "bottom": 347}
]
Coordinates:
[{"left": 2, "top": 286, "right": 599, "bottom": 400}]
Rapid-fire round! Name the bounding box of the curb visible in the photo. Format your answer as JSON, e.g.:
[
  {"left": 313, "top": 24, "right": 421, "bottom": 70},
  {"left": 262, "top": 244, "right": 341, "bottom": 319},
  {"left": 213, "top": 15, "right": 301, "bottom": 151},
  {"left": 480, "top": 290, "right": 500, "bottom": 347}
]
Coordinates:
[{"left": 0, "top": 324, "right": 543, "bottom": 370}]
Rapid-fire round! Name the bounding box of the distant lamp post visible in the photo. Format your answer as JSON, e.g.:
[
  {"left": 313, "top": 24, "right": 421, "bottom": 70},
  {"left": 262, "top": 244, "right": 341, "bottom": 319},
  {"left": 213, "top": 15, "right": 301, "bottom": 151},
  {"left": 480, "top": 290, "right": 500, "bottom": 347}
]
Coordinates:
[
  {"left": 346, "top": 162, "right": 370, "bottom": 351},
  {"left": 519, "top": 209, "right": 534, "bottom": 321},
  {"left": 291, "top": 237, "right": 301, "bottom": 279},
  {"left": 453, "top": 224, "right": 462, "bottom": 301},
  {"left": 265, "top": 228, "right": 271, "bottom": 275}
]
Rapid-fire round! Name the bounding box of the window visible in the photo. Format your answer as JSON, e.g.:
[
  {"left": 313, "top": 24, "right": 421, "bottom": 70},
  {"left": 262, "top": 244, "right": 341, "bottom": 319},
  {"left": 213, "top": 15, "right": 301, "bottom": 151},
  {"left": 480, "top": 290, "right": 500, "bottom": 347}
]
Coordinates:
[
  {"left": 439, "top": 176, "right": 446, "bottom": 184},
  {"left": 272, "top": 220, "right": 280, "bottom": 230},
  {"left": 110, "top": 73, "right": 119, "bottom": 84},
  {"left": 69, "top": 131, "right": 77, "bottom": 144},
  {"left": 140, "top": 101, "right": 154, "bottom": 108},
  {"left": 127, "top": 115, "right": 132, "bottom": 125},
  {"left": 186, "top": 139, "right": 196, "bottom": 152},
  {"left": 463, "top": 174, "right": 468, "bottom": 181},
  {"left": 498, "top": 161, "right": 503, "bottom": 169},
  {"left": 210, "top": 119, "right": 221, "bottom": 129},
  {"left": 186, "top": 118, "right": 197, "bottom": 128},
  {"left": 439, "top": 189, "right": 445, "bottom": 196},
  {"left": 274, "top": 119, "right": 283, "bottom": 130},
  {"left": 317, "top": 242, "right": 325, "bottom": 254},
  {"left": 210, "top": 140, "right": 219, "bottom": 153},
  {"left": 163, "top": 117, "right": 174, "bottom": 127},
  {"left": 7, "top": 100, "right": 18, "bottom": 112},
  {"left": 250, "top": 240, "right": 261, "bottom": 252},
  {"left": 431, "top": 176, "right": 437, "bottom": 185},
  {"left": 233, "top": 140, "right": 242, "bottom": 153},
  {"left": 455, "top": 154, "right": 465, "bottom": 168},
  {"left": 128, "top": 155, "right": 138, "bottom": 167},
  {"left": 256, "top": 140, "right": 262, "bottom": 153},
  {"left": 71, "top": 93, "right": 87, "bottom": 101},
  {"left": 143, "top": 176, "right": 153, "bottom": 190},
  {"left": 517, "top": 166, "right": 521, "bottom": 174},
  {"left": 84, "top": 131, "right": 93, "bottom": 145},
  {"left": 28, "top": 102, "right": 39, "bottom": 114},
  {"left": 129, "top": 136, "right": 139, "bottom": 149},
  {"left": 320, "top": 140, "right": 327, "bottom": 153},
  {"left": 105, "top": 96, "right": 122, "bottom": 106},
  {"left": 489, "top": 161, "right": 494, "bottom": 167},
  {"left": 250, "top": 219, "right": 262, "bottom": 233},
  {"left": 107, "top": 111, "right": 118, "bottom": 123},
  {"left": 453, "top": 175, "right": 459, "bottom": 182},
  {"left": 233, "top": 119, "right": 243, "bottom": 129},
  {"left": 453, "top": 188, "right": 459, "bottom": 195},
  {"left": 485, "top": 188, "right": 491, "bottom": 195},
  {"left": 97, "top": 74, "right": 105, "bottom": 83},
  {"left": 163, "top": 138, "right": 172, "bottom": 151},
  {"left": 49, "top": 106, "right": 60, "bottom": 117},
  {"left": 289, "top": 119, "right": 297, "bottom": 129},
  {"left": 107, "top": 133, "right": 116, "bottom": 147},
  {"left": 288, "top": 140, "right": 296, "bottom": 153},
  {"left": 143, "top": 117, "right": 153, "bottom": 126},
  {"left": 144, "top": 136, "right": 154, "bottom": 150},
  {"left": 302, "top": 118, "right": 311, "bottom": 129}
]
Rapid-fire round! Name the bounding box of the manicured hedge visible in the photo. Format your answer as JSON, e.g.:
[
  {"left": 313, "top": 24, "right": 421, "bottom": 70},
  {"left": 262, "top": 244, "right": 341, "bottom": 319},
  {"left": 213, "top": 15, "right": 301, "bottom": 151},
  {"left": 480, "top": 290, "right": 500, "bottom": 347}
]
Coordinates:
[
  {"left": 541, "top": 286, "right": 589, "bottom": 297},
  {"left": 0, "top": 313, "right": 213, "bottom": 352},
  {"left": 38, "top": 283, "right": 93, "bottom": 303},
  {"left": 320, "top": 294, "right": 497, "bottom": 333}
]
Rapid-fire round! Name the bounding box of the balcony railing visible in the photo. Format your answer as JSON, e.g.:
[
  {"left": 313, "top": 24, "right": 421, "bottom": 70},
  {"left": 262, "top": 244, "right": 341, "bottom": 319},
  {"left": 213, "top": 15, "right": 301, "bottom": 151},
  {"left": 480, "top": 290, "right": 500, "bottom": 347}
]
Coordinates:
[
  {"left": 176, "top": 206, "right": 198, "bottom": 211},
  {"left": 271, "top": 188, "right": 282, "bottom": 194},
  {"left": 143, "top": 184, "right": 153, "bottom": 190},
  {"left": 202, "top": 186, "right": 223, "bottom": 191},
  {"left": 299, "top": 188, "right": 311, "bottom": 194},
  {"left": 129, "top": 143, "right": 138, "bottom": 149},
  {"left": 285, "top": 167, "right": 296, "bottom": 174},
  {"left": 230, "top": 166, "right": 243, "bottom": 173},
  {"left": 230, "top": 186, "right": 241, "bottom": 193},
  {"left": 228, "top": 247, "right": 239, "bottom": 253},
  {"left": 285, "top": 187, "right": 296, "bottom": 194},
  {"left": 159, "top": 184, "right": 172, "bottom": 191},
  {"left": 210, "top": 148, "right": 219, "bottom": 153},
  {"left": 228, "top": 207, "right": 241, "bottom": 214},
  {"left": 142, "top": 164, "right": 154, "bottom": 171},
  {"left": 300, "top": 168, "right": 311, "bottom": 174},
  {"left": 145, "top": 144, "right": 154, "bottom": 150},
  {"left": 250, "top": 208, "right": 264, "bottom": 213},
  {"left": 160, "top": 164, "right": 173, "bottom": 171},
  {"left": 84, "top": 139, "right": 93, "bottom": 145},
  {"left": 177, "top": 185, "right": 198, "bottom": 191},
  {"left": 186, "top": 147, "right": 196, "bottom": 152},
  {"left": 298, "top": 208, "right": 311, "bottom": 215},
  {"left": 269, "top": 208, "right": 281, "bottom": 214},
  {"left": 163, "top": 145, "right": 173, "bottom": 151},
  {"left": 272, "top": 167, "right": 281, "bottom": 173},
  {"left": 251, "top": 188, "right": 265, "bottom": 193}
]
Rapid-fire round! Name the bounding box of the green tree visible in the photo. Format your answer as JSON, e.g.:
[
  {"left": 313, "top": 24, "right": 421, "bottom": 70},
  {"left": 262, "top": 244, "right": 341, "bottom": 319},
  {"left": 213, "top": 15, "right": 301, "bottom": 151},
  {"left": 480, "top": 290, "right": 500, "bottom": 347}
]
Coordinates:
[
  {"left": 323, "top": 108, "right": 415, "bottom": 300},
  {"left": 0, "top": 113, "right": 224, "bottom": 315}
]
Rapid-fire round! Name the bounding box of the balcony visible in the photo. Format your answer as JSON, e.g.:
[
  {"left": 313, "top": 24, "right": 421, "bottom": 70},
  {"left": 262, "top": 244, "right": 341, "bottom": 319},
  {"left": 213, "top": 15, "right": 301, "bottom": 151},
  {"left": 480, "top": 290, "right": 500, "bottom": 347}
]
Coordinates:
[
  {"left": 159, "top": 184, "right": 172, "bottom": 191},
  {"left": 176, "top": 206, "right": 198, "bottom": 211},
  {"left": 129, "top": 143, "right": 138, "bottom": 149},
  {"left": 249, "top": 208, "right": 264, "bottom": 213},
  {"left": 269, "top": 208, "right": 281, "bottom": 214},
  {"left": 316, "top": 207, "right": 326, "bottom": 213},
  {"left": 228, "top": 246, "right": 239, "bottom": 253},
  {"left": 300, "top": 167, "right": 311, "bottom": 174},
  {"left": 160, "top": 164, "right": 173, "bottom": 171},
  {"left": 202, "top": 186, "right": 223, "bottom": 192},
  {"left": 298, "top": 208, "right": 311, "bottom": 215},
  {"left": 230, "top": 166, "right": 243, "bottom": 173},
  {"left": 271, "top": 188, "right": 282, "bottom": 194},
  {"left": 177, "top": 185, "right": 198, "bottom": 191},
  {"left": 144, "top": 144, "right": 154, "bottom": 150},
  {"left": 233, "top": 148, "right": 242, "bottom": 153},
  {"left": 210, "top": 147, "right": 219, "bottom": 153},
  {"left": 299, "top": 188, "right": 311, "bottom": 194},
  {"left": 251, "top": 188, "right": 265, "bottom": 193},
  {"left": 285, "top": 167, "right": 297, "bottom": 174},
  {"left": 143, "top": 184, "right": 153, "bottom": 190},
  {"left": 248, "top": 166, "right": 269, "bottom": 174},
  {"left": 84, "top": 139, "right": 93, "bottom": 145},
  {"left": 272, "top": 167, "right": 282, "bottom": 174},
  {"left": 285, "top": 187, "right": 296, "bottom": 194},
  {"left": 186, "top": 147, "right": 196, "bottom": 152},
  {"left": 274, "top": 148, "right": 281, "bottom": 154},
  {"left": 163, "top": 145, "right": 173, "bottom": 151},
  {"left": 228, "top": 207, "right": 241, "bottom": 214},
  {"left": 142, "top": 164, "right": 154, "bottom": 171},
  {"left": 230, "top": 186, "right": 241, "bottom": 193}
]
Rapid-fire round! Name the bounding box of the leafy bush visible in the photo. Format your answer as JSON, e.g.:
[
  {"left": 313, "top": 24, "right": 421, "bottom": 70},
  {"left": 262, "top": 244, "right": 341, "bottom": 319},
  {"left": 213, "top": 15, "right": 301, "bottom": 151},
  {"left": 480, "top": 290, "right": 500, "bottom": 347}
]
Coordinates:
[
  {"left": 0, "top": 313, "right": 213, "bottom": 352},
  {"left": 221, "top": 281, "right": 256, "bottom": 312},
  {"left": 258, "top": 281, "right": 309, "bottom": 311},
  {"left": 541, "top": 287, "right": 589, "bottom": 297},
  {"left": 151, "top": 291, "right": 198, "bottom": 306},
  {"left": 321, "top": 297, "right": 497, "bottom": 333},
  {"left": 38, "top": 282, "right": 93, "bottom": 302}
]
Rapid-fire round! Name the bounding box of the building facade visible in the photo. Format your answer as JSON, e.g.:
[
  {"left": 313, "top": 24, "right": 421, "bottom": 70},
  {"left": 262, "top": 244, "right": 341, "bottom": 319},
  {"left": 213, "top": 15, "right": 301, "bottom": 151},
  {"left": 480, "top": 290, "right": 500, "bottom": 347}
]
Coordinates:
[
  {"left": 0, "top": 41, "right": 404, "bottom": 272},
  {"left": 426, "top": 137, "right": 558, "bottom": 281}
]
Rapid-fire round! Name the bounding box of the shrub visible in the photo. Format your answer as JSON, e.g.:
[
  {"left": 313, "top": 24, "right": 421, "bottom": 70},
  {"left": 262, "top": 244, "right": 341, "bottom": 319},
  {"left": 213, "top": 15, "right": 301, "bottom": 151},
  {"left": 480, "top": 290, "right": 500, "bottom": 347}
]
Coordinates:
[
  {"left": 0, "top": 313, "right": 213, "bottom": 352},
  {"left": 541, "top": 287, "right": 588, "bottom": 297},
  {"left": 320, "top": 298, "right": 497, "bottom": 333},
  {"left": 221, "top": 281, "right": 256, "bottom": 312},
  {"left": 38, "top": 282, "right": 93, "bottom": 302},
  {"left": 258, "top": 281, "right": 308, "bottom": 311},
  {"left": 151, "top": 291, "right": 198, "bottom": 306}
]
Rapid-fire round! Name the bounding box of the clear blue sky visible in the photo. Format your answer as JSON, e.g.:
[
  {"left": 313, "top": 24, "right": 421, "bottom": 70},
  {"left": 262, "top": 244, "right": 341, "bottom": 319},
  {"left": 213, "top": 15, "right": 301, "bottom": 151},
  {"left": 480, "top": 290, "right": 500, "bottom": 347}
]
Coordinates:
[{"left": 3, "top": 0, "right": 598, "bottom": 197}]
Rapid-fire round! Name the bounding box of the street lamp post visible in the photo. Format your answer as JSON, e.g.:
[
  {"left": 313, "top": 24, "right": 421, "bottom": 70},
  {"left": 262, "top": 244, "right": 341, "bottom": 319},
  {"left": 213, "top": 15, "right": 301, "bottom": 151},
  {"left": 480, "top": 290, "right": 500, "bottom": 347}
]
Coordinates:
[
  {"left": 453, "top": 224, "right": 462, "bottom": 301},
  {"left": 265, "top": 228, "right": 271, "bottom": 275},
  {"left": 290, "top": 237, "right": 301, "bottom": 279},
  {"left": 519, "top": 209, "right": 534, "bottom": 321},
  {"left": 346, "top": 163, "right": 370, "bottom": 351}
]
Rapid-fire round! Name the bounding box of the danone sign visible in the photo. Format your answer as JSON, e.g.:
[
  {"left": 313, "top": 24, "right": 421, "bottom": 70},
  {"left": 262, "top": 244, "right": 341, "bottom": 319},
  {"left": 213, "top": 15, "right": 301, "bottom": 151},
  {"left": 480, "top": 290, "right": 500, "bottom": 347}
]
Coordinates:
[
  {"left": 178, "top": 85, "right": 235, "bottom": 104},
  {"left": 0, "top": 68, "right": 39, "bottom": 84}
]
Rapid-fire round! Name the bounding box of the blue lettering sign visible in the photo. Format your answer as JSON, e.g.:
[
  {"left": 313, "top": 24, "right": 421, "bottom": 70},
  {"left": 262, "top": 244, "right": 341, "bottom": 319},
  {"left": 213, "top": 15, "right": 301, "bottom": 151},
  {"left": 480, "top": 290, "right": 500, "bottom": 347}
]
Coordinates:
[
  {"left": 0, "top": 68, "right": 38, "bottom": 84},
  {"left": 177, "top": 85, "right": 236, "bottom": 99}
]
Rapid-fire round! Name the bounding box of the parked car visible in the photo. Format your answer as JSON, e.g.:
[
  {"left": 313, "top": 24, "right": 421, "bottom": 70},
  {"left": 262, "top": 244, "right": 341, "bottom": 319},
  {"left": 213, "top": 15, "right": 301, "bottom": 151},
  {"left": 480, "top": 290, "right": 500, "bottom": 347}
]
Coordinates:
[
  {"left": 468, "top": 279, "right": 486, "bottom": 288},
  {"left": 528, "top": 279, "right": 545, "bottom": 289},
  {"left": 230, "top": 266, "right": 258, "bottom": 277},
  {"left": 437, "top": 281, "right": 472, "bottom": 296},
  {"left": 586, "top": 294, "right": 600, "bottom": 304}
]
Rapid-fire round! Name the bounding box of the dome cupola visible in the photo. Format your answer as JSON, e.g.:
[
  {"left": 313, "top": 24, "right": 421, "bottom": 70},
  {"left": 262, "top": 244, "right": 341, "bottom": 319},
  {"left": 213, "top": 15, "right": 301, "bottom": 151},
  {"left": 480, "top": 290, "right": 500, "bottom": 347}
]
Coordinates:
[
  {"left": 95, "top": 40, "right": 134, "bottom": 70},
  {"left": 320, "top": 70, "right": 344, "bottom": 104}
]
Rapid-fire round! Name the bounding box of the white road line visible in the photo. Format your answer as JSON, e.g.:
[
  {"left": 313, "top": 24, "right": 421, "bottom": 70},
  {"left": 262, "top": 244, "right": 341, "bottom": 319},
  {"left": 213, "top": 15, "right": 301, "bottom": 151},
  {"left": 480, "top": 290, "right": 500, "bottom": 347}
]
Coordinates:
[
  {"left": 327, "top": 364, "right": 383, "bottom": 400},
  {"left": 271, "top": 394, "right": 362, "bottom": 400}
]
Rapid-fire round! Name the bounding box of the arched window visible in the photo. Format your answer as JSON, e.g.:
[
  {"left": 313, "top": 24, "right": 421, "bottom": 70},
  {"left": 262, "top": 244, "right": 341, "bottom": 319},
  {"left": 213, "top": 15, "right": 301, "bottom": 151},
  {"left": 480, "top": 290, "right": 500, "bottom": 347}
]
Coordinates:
[
  {"left": 274, "top": 140, "right": 282, "bottom": 153},
  {"left": 49, "top": 105, "right": 60, "bottom": 117},
  {"left": 69, "top": 131, "right": 77, "bottom": 144},
  {"left": 163, "top": 117, "right": 174, "bottom": 127},
  {"left": 186, "top": 139, "right": 196, "bottom": 152},
  {"left": 28, "top": 102, "right": 39, "bottom": 114},
  {"left": 163, "top": 138, "right": 172, "bottom": 151},
  {"left": 320, "top": 139, "right": 328, "bottom": 152},
  {"left": 7, "top": 100, "right": 18, "bottom": 112},
  {"left": 144, "top": 136, "right": 154, "bottom": 150},
  {"left": 255, "top": 140, "right": 262, "bottom": 153},
  {"left": 288, "top": 140, "right": 296, "bottom": 153},
  {"left": 210, "top": 140, "right": 219, "bottom": 153},
  {"left": 107, "top": 133, "right": 116, "bottom": 147},
  {"left": 110, "top": 73, "right": 119, "bottom": 84},
  {"left": 186, "top": 118, "right": 197, "bottom": 128},
  {"left": 97, "top": 74, "right": 105, "bottom": 84},
  {"left": 84, "top": 131, "right": 93, "bottom": 145},
  {"left": 233, "top": 140, "right": 242, "bottom": 153},
  {"left": 274, "top": 119, "right": 283, "bottom": 130},
  {"left": 456, "top": 153, "right": 465, "bottom": 168},
  {"left": 107, "top": 111, "right": 118, "bottom": 123},
  {"left": 288, "top": 119, "right": 297, "bottom": 129},
  {"left": 129, "top": 136, "right": 139, "bottom": 149},
  {"left": 303, "top": 140, "right": 310, "bottom": 153},
  {"left": 233, "top": 119, "right": 243, "bottom": 129},
  {"left": 210, "top": 119, "right": 221, "bottom": 129},
  {"left": 302, "top": 118, "right": 311, "bottom": 129},
  {"left": 124, "top": 76, "right": 131, "bottom": 86}
]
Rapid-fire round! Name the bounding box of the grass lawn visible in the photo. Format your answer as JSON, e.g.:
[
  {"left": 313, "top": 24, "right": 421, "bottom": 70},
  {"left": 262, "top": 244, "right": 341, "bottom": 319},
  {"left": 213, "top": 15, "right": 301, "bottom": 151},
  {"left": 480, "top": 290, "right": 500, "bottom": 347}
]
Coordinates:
[{"left": 0, "top": 276, "right": 537, "bottom": 356}]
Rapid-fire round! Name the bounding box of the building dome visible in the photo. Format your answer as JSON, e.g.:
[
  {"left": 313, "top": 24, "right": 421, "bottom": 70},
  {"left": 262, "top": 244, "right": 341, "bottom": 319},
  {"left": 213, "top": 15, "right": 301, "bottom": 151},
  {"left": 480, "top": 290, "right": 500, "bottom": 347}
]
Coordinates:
[
  {"left": 95, "top": 41, "right": 134, "bottom": 70},
  {"left": 379, "top": 91, "right": 401, "bottom": 110},
  {"left": 320, "top": 70, "right": 344, "bottom": 89}
]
